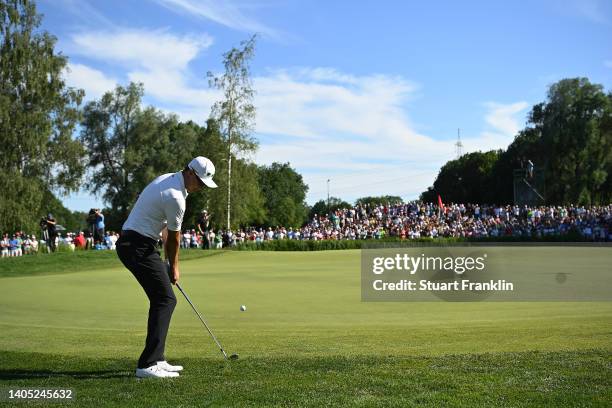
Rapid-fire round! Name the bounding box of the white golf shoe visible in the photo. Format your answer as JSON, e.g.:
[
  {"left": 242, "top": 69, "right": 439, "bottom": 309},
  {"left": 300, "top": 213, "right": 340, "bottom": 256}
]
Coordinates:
[
  {"left": 135, "top": 365, "right": 179, "bottom": 378},
  {"left": 157, "top": 360, "right": 184, "bottom": 372}
]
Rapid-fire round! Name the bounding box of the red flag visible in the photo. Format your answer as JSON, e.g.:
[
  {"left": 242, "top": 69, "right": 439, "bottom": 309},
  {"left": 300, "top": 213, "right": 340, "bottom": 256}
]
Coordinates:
[{"left": 438, "top": 194, "right": 447, "bottom": 214}]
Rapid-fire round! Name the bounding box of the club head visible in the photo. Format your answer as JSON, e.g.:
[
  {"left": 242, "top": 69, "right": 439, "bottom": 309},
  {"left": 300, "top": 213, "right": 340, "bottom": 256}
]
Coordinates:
[{"left": 229, "top": 353, "right": 239, "bottom": 360}]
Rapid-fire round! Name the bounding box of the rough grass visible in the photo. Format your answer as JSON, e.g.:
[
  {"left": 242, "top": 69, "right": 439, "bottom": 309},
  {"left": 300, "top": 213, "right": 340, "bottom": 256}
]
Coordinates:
[{"left": 1, "top": 350, "right": 610, "bottom": 407}]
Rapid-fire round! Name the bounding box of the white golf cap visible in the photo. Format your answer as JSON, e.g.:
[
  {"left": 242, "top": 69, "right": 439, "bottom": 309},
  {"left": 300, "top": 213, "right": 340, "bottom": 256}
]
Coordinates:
[{"left": 188, "top": 156, "right": 218, "bottom": 188}]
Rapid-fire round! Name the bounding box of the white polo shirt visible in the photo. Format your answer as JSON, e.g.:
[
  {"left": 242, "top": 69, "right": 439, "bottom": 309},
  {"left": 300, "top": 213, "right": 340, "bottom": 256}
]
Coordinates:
[{"left": 122, "top": 171, "right": 188, "bottom": 240}]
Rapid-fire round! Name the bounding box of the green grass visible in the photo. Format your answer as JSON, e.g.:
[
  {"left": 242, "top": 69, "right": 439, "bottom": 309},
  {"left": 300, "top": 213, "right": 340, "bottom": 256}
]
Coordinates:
[
  {"left": 0, "top": 249, "right": 610, "bottom": 406},
  {"left": 2, "top": 350, "right": 610, "bottom": 407},
  {"left": 0, "top": 248, "right": 223, "bottom": 278}
]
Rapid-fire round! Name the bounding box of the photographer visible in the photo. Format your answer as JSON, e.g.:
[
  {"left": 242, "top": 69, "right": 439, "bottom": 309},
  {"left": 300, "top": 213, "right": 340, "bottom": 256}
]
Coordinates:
[
  {"left": 196, "top": 210, "right": 210, "bottom": 249},
  {"left": 44, "top": 213, "right": 57, "bottom": 252},
  {"left": 95, "top": 209, "right": 105, "bottom": 245},
  {"left": 87, "top": 209, "right": 97, "bottom": 246}
]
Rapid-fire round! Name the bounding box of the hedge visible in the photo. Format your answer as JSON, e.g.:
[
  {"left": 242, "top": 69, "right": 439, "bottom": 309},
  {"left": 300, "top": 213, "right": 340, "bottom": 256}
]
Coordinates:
[{"left": 234, "top": 232, "right": 595, "bottom": 251}]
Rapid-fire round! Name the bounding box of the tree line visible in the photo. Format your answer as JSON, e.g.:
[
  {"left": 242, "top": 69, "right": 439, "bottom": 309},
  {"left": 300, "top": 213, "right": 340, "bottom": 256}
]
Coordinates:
[
  {"left": 422, "top": 78, "right": 612, "bottom": 206},
  {"left": 80, "top": 81, "right": 314, "bottom": 231}
]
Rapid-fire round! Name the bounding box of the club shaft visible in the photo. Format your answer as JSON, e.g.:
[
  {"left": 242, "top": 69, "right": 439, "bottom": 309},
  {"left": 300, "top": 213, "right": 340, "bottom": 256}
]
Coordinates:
[{"left": 176, "top": 283, "right": 229, "bottom": 359}]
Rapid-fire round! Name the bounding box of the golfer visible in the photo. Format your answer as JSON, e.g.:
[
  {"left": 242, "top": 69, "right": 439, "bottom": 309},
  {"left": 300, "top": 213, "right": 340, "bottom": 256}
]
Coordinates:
[{"left": 116, "top": 156, "right": 217, "bottom": 378}]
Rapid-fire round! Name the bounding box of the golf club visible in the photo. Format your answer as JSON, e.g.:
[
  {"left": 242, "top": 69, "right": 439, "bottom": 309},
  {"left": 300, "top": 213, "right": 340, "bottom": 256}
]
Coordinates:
[{"left": 175, "top": 281, "right": 239, "bottom": 361}]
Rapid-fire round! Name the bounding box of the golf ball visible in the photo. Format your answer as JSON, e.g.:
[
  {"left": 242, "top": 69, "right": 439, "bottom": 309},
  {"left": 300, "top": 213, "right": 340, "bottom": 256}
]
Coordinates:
[{"left": 240, "top": 305, "right": 247, "bottom": 311}]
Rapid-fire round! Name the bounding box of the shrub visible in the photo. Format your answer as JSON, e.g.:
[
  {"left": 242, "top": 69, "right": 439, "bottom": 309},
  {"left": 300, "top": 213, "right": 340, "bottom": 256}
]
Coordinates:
[{"left": 235, "top": 235, "right": 594, "bottom": 251}]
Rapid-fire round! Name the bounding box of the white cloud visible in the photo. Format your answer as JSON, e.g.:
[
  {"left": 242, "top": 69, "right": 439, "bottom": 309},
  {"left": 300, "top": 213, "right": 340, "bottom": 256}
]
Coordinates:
[
  {"left": 127, "top": 68, "right": 219, "bottom": 110},
  {"left": 65, "top": 27, "right": 519, "bottom": 203},
  {"left": 66, "top": 29, "right": 217, "bottom": 116},
  {"left": 63, "top": 63, "right": 118, "bottom": 100},
  {"left": 70, "top": 29, "right": 212, "bottom": 71},
  {"left": 483, "top": 101, "right": 529, "bottom": 137},
  {"left": 255, "top": 68, "right": 420, "bottom": 139},
  {"left": 445, "top": 101, "right": 529, "bottom": 159},
  {"left": 251, "top": 68, "right": 460, "bottom": 202},
  {"left": 154, "top": 0, "right": 279, "bottom": 38}
]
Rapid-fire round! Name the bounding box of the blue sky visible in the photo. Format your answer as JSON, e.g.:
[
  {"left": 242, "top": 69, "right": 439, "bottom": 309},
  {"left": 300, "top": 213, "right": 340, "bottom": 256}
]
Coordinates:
[{"left": 37, "top": 0, "right": 612, "bottom": 211}]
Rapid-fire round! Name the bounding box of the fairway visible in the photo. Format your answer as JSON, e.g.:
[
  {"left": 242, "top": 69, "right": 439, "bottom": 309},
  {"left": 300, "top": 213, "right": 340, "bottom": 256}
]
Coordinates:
[{"left": 1, "top": 249, "right": 611, "bottom": 406}]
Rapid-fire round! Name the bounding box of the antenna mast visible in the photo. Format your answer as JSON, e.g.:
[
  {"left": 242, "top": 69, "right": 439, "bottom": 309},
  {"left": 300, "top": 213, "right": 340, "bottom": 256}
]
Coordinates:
[{"left": 455, "top": 128, "right": 463, "bottom": 159}]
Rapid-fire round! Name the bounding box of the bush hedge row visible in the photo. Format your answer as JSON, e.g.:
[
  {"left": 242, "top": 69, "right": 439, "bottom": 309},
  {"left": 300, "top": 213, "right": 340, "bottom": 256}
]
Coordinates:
[{"left": 235, "top": 232, "right": 595, "bottom": 251}]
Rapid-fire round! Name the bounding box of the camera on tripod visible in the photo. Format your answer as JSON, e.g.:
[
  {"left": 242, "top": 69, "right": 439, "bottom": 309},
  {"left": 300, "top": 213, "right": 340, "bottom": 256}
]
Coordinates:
[{"left": 87, "top": 208, "right": 99, "bottom": 225}]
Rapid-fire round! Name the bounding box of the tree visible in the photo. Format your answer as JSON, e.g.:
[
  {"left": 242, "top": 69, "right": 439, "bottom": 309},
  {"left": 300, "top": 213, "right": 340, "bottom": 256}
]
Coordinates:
[
  {"left": 258, "top": 162, "right": 309, "bottom": 227},
  {"left": 600, "top": 92, "right": 612, "bottom": 203},
  {"left": 183, "top": 119, "right": 225, "bottom": 229},
  {"left": 80, "top": 82, "right": 144, "bottom": 227},
  {"left": 80, "top": 82, "right": 198, "bottom": 230},
  {"left": 226, "top": 159, "right": 266, "bottom": 228},
  {"left": 81, "top": 87, "right": 263, "bottom": 232},
  {"left": 489, "top": 78, "right": 611, "bottom": 205},
  {"left": 488, "top": 127, "right": 546, "bottom": 204},
  {"left": 420, "top": 151, "right": 502, "bottom": 204},
  {"left": 422, "top": 78, "right": 611, "bottom": 206},
  {"left": 355, "top": 196, "right": 403, "bottom": 207},
  {"left": 0, "top": 0, "right": 85, "bottom": 232},
  {"left": 208, "top": 35, "right": 258, "bottom": 229},
  {"left": 308, "top": 197, "right": 351, "bottom": 220},
  {"left": 182, "top": 118, "right": 265, "bottom": 231},
  {"left": 527, "top": 78, "right": 611, "bottom": 204}
]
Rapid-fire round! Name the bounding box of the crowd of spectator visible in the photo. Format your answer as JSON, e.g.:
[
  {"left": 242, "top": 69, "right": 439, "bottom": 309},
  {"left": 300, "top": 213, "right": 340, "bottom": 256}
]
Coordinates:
[
  {"left": 180, "top": 202, "right": 612, "bottom": 248},
  {"left": 0, "top": 229, "right": 121, "bottom": 257},
  {"left": 1, "top": 232, "right": 39, "bottom": 257},
  {"left": 1, "top": 208, "right": 115, "bottom": 257},
  {"left": 294, "top": 202, "right": 612, "bottom": 241},
  {"left": 2, "top": 202, "right": 611, "bottom": 257}
]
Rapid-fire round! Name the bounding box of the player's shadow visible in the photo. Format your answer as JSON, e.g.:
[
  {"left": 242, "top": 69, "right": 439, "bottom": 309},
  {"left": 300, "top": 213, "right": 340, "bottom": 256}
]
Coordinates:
[{"left": 0, "top": 369, "right": 131, "bottom": 380}]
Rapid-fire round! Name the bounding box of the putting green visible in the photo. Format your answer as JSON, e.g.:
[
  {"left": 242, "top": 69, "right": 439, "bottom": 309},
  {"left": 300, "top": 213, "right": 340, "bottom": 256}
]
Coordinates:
[{"left": 0, "top": 249, "right": 610, "bottom": 406}]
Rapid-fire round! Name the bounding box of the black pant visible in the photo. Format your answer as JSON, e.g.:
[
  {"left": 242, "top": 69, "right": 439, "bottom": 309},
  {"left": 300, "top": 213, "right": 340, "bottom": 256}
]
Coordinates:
[
  {"left": 95, "top": 228, "right": 105, "bottom": 244},
  {"left": 48, "top": 232, "right": 57, "bottom": 252},
  {"left": 116, "top": 230, "right": 176, "bottom": 369}
]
